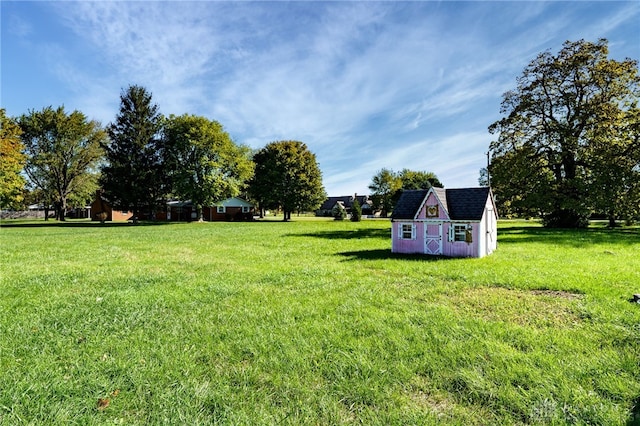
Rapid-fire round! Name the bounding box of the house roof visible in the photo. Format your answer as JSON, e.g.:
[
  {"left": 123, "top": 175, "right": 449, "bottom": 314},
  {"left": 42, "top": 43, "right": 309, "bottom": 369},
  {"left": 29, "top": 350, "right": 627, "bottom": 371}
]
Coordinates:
[
  {"left": 319, "top": 195, "right": 371, "bottom": 210},
  {"left": 392, "top": 187, "right": 494, "bottom": 221},
  {"left": 215, "top": 197, "right": 253, "bottom": 208}
]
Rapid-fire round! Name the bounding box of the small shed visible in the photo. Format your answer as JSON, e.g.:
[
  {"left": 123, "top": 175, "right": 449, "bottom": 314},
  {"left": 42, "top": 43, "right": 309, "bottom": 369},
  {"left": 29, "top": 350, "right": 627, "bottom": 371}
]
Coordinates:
[{"left": 391, "top": 187, "right": 498, "bottom": 258}]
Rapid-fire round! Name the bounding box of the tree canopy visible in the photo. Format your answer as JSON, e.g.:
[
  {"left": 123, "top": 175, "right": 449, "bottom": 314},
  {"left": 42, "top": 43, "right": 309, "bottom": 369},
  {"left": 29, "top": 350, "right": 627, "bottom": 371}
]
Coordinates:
[
  {"left": 489, "top": 39, "right": 640, "bottom": 227},
  {"left": 18, "top": 106, "right": 105, "bottom": 220},
  {"left": 368, "top": 168, "right": 401, "bottom": 218},
  {"left": 369, "top": 168, "right": 443, "bottom": 217},
  {"left": 249, "top": 140, "right": 326, "bottom": 221},
  {"left": 100, "top": 85, "right": 166, "bottom": 219},
  {"left": 0, "top": 109, "right": 26, "bottom": 209},
  {"left": 163, "top": 114, "right": 254, "bottom": 221}
]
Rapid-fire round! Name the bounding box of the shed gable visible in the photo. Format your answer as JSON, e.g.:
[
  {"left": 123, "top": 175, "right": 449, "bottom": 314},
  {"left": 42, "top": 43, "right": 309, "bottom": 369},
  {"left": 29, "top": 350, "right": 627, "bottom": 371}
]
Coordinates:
[{"left": 416, "top": 190, "right": 450, "bottom": 220}]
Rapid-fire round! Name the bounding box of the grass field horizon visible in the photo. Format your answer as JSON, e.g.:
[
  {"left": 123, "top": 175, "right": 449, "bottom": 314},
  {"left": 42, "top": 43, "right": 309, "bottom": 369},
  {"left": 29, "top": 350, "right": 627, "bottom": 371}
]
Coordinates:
[{"left": 1, "top": 218, "right": 639, "bottom": 424}]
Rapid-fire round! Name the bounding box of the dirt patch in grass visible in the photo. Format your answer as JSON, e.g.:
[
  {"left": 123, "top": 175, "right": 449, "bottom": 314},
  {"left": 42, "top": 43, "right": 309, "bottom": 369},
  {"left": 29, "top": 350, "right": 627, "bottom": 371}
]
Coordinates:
[
  {"left": 441, "top": 287, "right": 584, "bottom": 328},
  {"left": 530, "top": 289, "right": 583, "bottom": 300}
]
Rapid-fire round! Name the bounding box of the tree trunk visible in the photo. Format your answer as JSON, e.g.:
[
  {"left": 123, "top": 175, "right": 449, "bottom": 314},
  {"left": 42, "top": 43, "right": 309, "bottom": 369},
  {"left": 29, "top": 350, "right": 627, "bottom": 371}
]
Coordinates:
[
  {"left": 55, "top": 200, "right": 65, "bottom": 221},
  {"left": 197, "top": 205, "right": 204, "bottom": 222},
  {"left": 608, "top": 209, "right": 617, "bottom": 227},
  {"left": 44, "top": 205, "right": 50, "bottom": 221}
]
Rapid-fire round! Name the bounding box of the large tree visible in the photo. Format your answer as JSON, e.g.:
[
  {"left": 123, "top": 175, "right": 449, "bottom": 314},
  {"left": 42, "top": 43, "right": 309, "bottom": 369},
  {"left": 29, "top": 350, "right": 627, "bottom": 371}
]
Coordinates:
[
  {"left": 369, "top": 168, "right": 442, "bottom": 217},
  {"left": 19, "top": 106, "right": 105, "bottom": 221},
  {"left": 101, "top": 85, "right": 167, "bottom": 220},
  {"left": 489, "top": 39, "right": 639, "bottom": 228},
  {"left": 163, "top": 114, "right": 254, "bottom": 221},
  {"left": 368, "top": 168, "right": 401, "bottom": 218},
  {"left": 0, "top": 109, "right": 26, "bottom": 209},
  {"left": 397, "top": 168, "right": 443, "bottom": 190},
  {"left": 249, "top": 140, "right": 326, "bottom": 221},
  {"left": 588, "top": 107, "right": 640, "bottom": 226}
]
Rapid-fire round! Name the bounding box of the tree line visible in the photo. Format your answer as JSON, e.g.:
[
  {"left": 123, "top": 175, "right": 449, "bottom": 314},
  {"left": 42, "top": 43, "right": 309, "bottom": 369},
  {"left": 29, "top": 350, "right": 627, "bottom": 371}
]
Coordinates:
[
  {"left": 3, "top": 39, "right": 637, "bottom": 227},
  {"left": 0, "top": 85, "right": 326, "bottom": 222}
]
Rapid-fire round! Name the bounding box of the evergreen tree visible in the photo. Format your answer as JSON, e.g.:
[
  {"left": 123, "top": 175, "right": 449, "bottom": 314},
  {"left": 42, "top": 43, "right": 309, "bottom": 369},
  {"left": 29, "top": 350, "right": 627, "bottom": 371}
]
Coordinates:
[
  {"left": 350, "top": 197, "right": 362, "bottom": 222},
  {"left": 101, "top": 85, "right": 166, "bottom": 220},
  {"left": 332, "top": 203, "right": 346, "bottom": 220}
]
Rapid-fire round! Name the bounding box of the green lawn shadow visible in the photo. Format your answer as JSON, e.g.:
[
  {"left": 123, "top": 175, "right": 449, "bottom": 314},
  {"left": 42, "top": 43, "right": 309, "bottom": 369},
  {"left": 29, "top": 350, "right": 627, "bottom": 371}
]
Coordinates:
[
  {"left": 338, "top": 249, "right": 451, "bottom": 262},
  {"left": 0, "top": 220, "right": 175, "bottom": 228},
  {"left": 286, "top": 228, "right": 391, "bottom": 240},
  {"left": 498, "top": 225, "right": 639, "bottom": 247}
]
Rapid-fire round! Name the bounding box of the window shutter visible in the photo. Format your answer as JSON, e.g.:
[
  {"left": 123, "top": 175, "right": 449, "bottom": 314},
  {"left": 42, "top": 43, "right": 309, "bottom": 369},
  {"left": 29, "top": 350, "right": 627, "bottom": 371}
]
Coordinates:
[
  {"left": 448, "top": 225, "right": 454, "bottom": 242},
  {"left": 411, "top": 224, "right": 416, "bottom": 240},
  {"left": 398, "top": 223, "right": 403, "bottom": 238},
  {"left": 465, "top": 225, "right": 473, "bottom": 243}
]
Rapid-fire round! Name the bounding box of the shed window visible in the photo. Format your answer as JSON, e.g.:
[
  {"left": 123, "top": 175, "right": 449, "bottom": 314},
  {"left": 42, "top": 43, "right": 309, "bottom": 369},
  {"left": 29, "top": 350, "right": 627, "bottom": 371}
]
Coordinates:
[
  {"left": 217, "top": 206, "right": 225, "bottom": 213},
  {"left": 450, "top": 224, "right": 473, "bottom": 243},
  {"left": 399, "top": 223, "right": 416, "bottom": 240},
  {"left": 242, "top": 206, "right": 250, "bottom": 213},
  {"left": 454, "top": 225, "right": 467, "bottom": 242}
]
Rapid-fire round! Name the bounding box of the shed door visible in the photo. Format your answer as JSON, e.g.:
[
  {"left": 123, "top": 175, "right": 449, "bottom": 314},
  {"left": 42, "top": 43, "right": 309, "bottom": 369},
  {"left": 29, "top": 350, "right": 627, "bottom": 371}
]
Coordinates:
[
  {"left": 486, "top": 208, "right": 494, "bottom": 255},
  {"left": 425, "top": 222, "right": 442, "bottom": 255}
]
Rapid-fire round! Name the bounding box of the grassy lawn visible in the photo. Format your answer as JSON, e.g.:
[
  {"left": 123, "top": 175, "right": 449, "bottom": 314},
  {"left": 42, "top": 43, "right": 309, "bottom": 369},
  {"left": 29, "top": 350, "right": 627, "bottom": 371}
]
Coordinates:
[{"left": 0, "top": 218, "right": 639, "bottom": 425}]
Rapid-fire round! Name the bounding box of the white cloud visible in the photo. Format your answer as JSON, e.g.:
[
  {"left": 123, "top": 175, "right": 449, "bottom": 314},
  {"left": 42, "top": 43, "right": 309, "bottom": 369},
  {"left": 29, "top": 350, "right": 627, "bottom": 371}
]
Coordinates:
[{"left": 9, "top": 0, "right": 636, "bottom": 196}]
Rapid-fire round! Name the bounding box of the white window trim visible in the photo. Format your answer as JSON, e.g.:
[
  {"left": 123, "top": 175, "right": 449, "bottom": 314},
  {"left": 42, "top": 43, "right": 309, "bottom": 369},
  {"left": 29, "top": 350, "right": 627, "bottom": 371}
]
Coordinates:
[
  {"left": 448, "top": 224, "right": 471, "bottom": 242},
  {"left": 217, "top": 206, "right": 225, "bottom": 213},
  {"left": 242, "top": 206, "right": 250, "bottom": 213},
  {"left": 399, "top": 223, "right": 416, "bottom": 240}
]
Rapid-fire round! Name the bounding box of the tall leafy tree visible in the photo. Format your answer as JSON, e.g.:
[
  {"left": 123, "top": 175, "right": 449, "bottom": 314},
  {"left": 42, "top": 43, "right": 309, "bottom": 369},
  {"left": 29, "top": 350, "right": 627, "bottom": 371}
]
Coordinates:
[
  {"left": 249, "top": 140, "right": 326, "bottom": 221},
  {"left": 163, "top": 114, "right": 254, "bottom": 221},
  {"left": 489, "top": 39, "right": 640, "bottom": 228},
  {"left": 369, "top": 168, "right": 442, "bottom": 217},
  {"left": 19, "top": 106, "right": 105, "bottom": 221},
  {"left": 101, "top": 85, "right": 166, "bottom": 220},
  {"left": 397, "top": 168, "right": 443, "bottom": 190},
  {"left": 368, "top": 168, "right": 401, "bottom": 218},
  {"left": 588, "top": 107, "right": 640, "bottom": 226},
  {"left": 0, "top": 109, "right": 26, "bottom": 209}
]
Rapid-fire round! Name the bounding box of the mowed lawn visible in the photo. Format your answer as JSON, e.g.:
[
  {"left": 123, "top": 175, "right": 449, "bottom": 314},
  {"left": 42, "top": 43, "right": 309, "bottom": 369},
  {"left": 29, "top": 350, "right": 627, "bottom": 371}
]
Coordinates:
[{"left": 0, "top": 218, "right": 639, "bottom": 425}]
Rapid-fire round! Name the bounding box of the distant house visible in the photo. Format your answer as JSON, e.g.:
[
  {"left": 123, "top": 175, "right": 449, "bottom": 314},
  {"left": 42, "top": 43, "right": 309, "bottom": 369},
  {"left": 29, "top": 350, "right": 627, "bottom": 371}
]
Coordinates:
[
  {"left": 163, "top": 197, "right": 254, "bottom": 222},
  {"left": 91, "top": 192, "right": 254, "bottom": 222},
  {"left": 90, "top": 191, "right": 132, "bottom": 222},
  {"left": 391, "top": 187, "right": 498, "bottom": 258},
  {"left": 203, "top": 197, "right": 254, "bottom": 221},
  {"left": 317, "top": 194, "right": 375, "bottom": 217}
]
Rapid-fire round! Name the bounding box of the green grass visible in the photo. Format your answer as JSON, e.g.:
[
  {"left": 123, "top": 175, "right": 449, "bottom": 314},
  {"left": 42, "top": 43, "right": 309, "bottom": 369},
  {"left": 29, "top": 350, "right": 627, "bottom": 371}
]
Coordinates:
[{"left": 0, "top": 218, "right": 639, "bottom": 425}]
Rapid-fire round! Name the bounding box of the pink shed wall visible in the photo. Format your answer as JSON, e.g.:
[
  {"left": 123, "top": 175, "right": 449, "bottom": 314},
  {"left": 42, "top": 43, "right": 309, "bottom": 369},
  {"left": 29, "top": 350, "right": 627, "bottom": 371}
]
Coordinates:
[
  {"left": 391, "top": 222, "right": 425, "bottom": 253},
  {"left": 441, "top": 222, "right": 480, "bottom": 257},
  {"left": 416, "top": 193, "right": 449, "bottom": 220}
]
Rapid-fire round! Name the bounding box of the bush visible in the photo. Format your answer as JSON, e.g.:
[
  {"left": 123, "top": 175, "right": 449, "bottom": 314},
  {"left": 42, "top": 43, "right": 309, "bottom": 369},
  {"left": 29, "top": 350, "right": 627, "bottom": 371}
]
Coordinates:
[{"left": 332, "top": 204, "right": 346, "bottom": 221}]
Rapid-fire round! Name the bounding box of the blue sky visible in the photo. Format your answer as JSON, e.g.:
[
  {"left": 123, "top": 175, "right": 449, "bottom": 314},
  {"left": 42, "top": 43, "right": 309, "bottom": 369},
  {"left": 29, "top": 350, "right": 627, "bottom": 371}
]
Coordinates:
[{"left": 2, "top": 1, "right": 639, "bottom": 196}]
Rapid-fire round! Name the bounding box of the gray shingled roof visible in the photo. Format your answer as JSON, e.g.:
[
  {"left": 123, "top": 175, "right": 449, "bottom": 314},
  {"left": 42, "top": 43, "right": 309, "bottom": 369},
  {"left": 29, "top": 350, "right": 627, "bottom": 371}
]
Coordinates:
[
  {"left": 391, "top": 189, "right": 429, "bottom": 219},
  {"left": 392, "top": 187, "right": 492, "bottom": 221},
  {"left": 445, "top": 187, "right": 491, "bottom": 220}
]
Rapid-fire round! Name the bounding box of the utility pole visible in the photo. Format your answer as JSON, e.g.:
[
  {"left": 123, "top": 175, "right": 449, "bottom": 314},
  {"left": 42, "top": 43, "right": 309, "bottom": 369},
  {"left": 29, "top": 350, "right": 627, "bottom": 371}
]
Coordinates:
[{"left": 486, "top": 151, "right": 491, "bottom": 187}]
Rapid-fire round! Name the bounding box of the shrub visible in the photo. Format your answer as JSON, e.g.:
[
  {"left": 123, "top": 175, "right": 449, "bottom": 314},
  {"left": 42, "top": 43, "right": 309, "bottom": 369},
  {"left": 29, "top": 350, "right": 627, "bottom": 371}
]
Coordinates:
[{"left": 332, "top": 203, "right": 346, "bottom": 220}]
